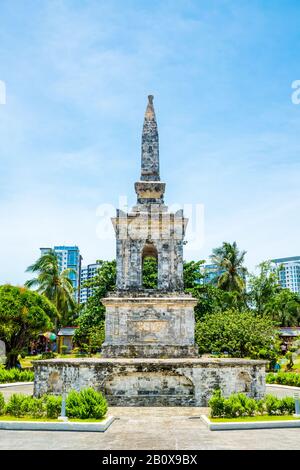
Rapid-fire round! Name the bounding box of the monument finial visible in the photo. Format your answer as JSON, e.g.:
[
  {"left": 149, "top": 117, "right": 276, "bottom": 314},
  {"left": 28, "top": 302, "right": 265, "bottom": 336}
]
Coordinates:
[{"left": 141, "top": 94, "right": 159, "bottom": 181}]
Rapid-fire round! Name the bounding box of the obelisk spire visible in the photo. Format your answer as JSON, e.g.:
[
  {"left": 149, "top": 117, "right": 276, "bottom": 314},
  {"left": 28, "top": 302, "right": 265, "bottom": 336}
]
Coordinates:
[{"left": 141, "top": 95, "right": 160, "bottom": 181}]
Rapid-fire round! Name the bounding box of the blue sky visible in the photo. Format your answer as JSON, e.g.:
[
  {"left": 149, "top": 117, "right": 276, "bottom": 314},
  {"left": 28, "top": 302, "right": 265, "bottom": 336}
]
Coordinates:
[{"left": 0, "top": 0, "right": 300, "bottom": 284}]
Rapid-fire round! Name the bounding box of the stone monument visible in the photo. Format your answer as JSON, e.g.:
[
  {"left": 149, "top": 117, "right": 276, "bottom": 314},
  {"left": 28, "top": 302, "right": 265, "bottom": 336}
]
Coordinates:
[
  {"left": 34, "top": 96, "right": 266, "bottom": 406},
  {"left": 101, "top": 95, "right": 198, "bottom": 359}
]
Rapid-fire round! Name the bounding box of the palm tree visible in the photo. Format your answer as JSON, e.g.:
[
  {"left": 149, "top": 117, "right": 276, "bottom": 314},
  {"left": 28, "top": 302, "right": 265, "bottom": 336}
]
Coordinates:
[
  {"left": 210, "top": 241, "right": 247, "bottom": 293},
  {"left": 25, "top": 250, "right": 76, "bottom": 327}
]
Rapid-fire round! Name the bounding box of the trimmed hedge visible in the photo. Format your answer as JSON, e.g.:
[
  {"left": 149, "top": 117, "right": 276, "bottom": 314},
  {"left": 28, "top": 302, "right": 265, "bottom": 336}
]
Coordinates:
[
  {"left": 209, "top": 389, "right": 295, "bottom": 418},
  {"left": 266, "top": 372, "right": 300, "bottom": 387},
  {"left": 66, "top": 388, "right": 107, "bottom": 420},
  {"left": 0, "top": 368, "right": 34, "bottom": 383},
  {"left": 0, "top": 388, "right": 107, "bottom": 420}
]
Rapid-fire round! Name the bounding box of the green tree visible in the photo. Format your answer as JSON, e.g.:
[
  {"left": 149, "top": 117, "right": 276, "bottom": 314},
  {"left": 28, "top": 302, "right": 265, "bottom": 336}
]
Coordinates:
[
  {"left": 265, "top": 289, "right": 300, "bottom": 326},
  {"left": 74, "top": 260, "right": 116, "bottom": 347},
  {"left": 0, "top": 285, "right": 55, "bottom": 368},
  {"left": 210, "top": 241, "right": 247, "bottom": 293},
  {"left": 248, "top": 261, "right": 300, "bottom": 326},
  {"left": 190, "top": 284, "right": 246, "bottom": 321},
  {"left": 142, "top": 257, "right": 158, "bottom": 288},
  {"left": 195, "top": 309, "right": 279, "bottom": 359},
  {"left": 25, "top": 250, "right": 76, "bottom": 327},
  {"left": 183, "top": 260, "right": 205, "bottom": 289},
  {"left": 247, "top": 261, "right": 281, "bottom": 314}
]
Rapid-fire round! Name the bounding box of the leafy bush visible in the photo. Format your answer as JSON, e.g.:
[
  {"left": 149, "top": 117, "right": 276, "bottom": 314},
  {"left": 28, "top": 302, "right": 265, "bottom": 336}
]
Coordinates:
[
  {"left": 0, "top": 392, "right": 5, "bottom": 415},
  {"left": 264, "top": 394, "right": 282, "bottom": 415},
  {"left": 195, "top": 309, "right": 278, "bottom": 359},
  {"left": 208, "top": 389, "right": 296, "bottom": 418},
  {"left": 6, "top": 394, "right": 28, "bottom": 417},
  {"left": 3, "top": 388, "right": 107, "bottom": 420},
  {"left": 20, "top": 396, "right": 46, "bottom": 418},
  {"left": 209, "top": 389, "right": 225, "bottom": 418},
  {"left": 0, "top": 367, "right": 34, "bottom": 383},
  {"left": 280, "top": 397, "right": 295, "bottom": 415},
  {"left": 266, "top": 372, "right": 300, "bottom": 387},
  {"left": 66, "top": 388, "right": 107, "bottom": 419},
  {"left": 46, "top": 395, "right": 62, "bottom": 419}
]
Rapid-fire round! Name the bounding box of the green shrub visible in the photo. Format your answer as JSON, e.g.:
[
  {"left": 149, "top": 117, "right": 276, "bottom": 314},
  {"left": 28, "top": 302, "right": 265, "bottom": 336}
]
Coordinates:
[
  {"left": 46, "top": 395, "right": 62, "bottom": 419},
  {"left": 6, "top": 394, "right": 28, "bottom": 417},
  {"left": 0, "top": 368, "right": 34, "bottom": 383},
  {"left": 0, "top": 392, "right": 5, "bottom": 415},
  {"left": 223, "top": 394, "right": 244, "bottom": 418},
  {"left": 280, "top": 396, "right": 295, "bottom": 415},
  {"left": 20, "top": 396, "right": 46, "bottom": 418},
  {"left": 195, "top": 309, "right": 278, "bottom": 359},
  {"left": 66, "top": 388, "right": 107, "bottom": 420},
  {"left": 61, "top": 345, "right": 69, "bottom": 355},
  {"left": 208, "top": 389, "right": 225, "bottom": 418},
  {"left": 266, "top": 372, "right": 300, "bottom": 387},
  {"left": 244, "top": 396, "right": 257, "bottom": 416},
  {"left": 208, "top": 390, "right": 295, "bottom": 418},
  {"left": 264, "top": 394, "right": 282, "bottom": 415},
  {"left": 209, "top": 390, "right": 258, "bottom": 418}
]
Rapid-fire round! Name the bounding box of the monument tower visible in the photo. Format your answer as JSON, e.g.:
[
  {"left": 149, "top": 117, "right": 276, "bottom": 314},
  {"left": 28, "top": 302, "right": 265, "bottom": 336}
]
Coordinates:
[
  {"left": 34, "top": 96, "right": 266, "bottom": 407},
  {"left": 101, "top": 95, "right": 198, "bottom": 358}
]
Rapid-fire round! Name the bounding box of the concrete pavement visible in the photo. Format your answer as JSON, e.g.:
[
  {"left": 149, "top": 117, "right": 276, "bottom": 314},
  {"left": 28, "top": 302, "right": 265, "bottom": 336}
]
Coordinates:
[{"left": 1, "top": 383, "right": 299, "bottom": 450}]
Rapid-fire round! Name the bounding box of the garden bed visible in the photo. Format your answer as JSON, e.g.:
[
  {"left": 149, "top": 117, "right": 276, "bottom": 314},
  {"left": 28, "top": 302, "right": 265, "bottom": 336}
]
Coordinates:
[
  {"left": 266, "top": 372, "right": 300, "bottom": 387},
  {"left": 0, "top": 367, "right": 34, "bottom": 383},
  {"left": 201, "top": 414, "right": 300, "bottom": 431},
  {"left": 0, "top": 416, "right": 114, "bottom": 432}
]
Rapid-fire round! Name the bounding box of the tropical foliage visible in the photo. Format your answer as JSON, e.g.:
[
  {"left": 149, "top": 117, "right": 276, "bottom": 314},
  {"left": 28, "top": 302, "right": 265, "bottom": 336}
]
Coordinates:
[
  {"left": 0, "top": 366, "right": 34, "bottom": 383},
  {"left": 25, "top": 249, "right": 76, "bottom": 326},
  {"left": 0, "top": 285, "right": 55, "bottom": 368},
  {"left": 74, "top": 260, "right": 116, "bottom": 348},
  {"left": 210, "top": 241, "right": 247, "bottom": 293},
  {"left": 195, "top": 309, "right": 278, "bottom": 359}
]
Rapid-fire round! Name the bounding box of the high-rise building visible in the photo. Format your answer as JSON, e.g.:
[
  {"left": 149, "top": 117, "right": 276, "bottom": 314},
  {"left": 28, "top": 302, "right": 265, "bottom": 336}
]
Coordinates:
[
  {"left": 40, "top": 246, "right": 82, "bottom": 302},
  {"left": 79, "top": 263, "right": 99, "bottom": 304},
  {"left": 199, "top": 264, "right": 224, "bottom": 285},
  {"left": 272, "top": 256, "right": 300, "bottom": 294}
]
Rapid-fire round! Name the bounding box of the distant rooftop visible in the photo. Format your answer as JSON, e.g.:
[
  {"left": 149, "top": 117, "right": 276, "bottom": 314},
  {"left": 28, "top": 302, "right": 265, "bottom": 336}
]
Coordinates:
[
  {"left": 272, "top": 256, "right": 300, "bottom": 263},
  {"left": 57, "top": 327, "right": 78, "bottom": 336}
]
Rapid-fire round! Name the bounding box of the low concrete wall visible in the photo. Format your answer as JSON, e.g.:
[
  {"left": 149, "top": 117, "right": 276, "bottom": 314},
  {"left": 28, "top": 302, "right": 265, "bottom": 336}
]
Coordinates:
[
  {"left": 0, "top": 416, "right": 115, "bottom": 432},
  {"left": 201, "top": 415, "right": 300, "bottom": 431},
  {"left": 33, "top": 358, "right": 266, "bottom": 407}
]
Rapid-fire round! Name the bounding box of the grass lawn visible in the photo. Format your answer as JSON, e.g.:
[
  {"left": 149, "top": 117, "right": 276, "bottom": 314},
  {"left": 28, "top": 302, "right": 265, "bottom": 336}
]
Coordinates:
[
  {"left": 0, "top": 415, "right": 105, "bottom": 422},
  {"left": 210, "top": 415, "right": 300, "bottom": 422}
]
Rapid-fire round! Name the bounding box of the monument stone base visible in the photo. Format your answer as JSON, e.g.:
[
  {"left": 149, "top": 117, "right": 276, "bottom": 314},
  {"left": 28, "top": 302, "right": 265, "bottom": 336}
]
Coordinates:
[
  {"left": 33, "top": 358, "right": 266, "bottom": 407},
  {"left": 101, "top": 291, "right": 198, "bottom": 358},
  {"left": 101, "top": 344, "right": 198, "bottom": 358}
]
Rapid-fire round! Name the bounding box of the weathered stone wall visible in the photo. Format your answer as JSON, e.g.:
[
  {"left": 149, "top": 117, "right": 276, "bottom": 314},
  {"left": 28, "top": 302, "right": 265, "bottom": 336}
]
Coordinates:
[
  {"left": 101, "top": 292, "right": 198, "bottom": 358},
  {"left": 33, "top": 358, "right": 267, "bottom": 406},
  {"left": 113, "top": 210, "right": 187, "bottom": 291}
]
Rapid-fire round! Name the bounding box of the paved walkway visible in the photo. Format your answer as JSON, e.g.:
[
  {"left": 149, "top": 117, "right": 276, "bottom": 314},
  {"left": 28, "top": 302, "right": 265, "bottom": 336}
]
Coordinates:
[
  {"left": 1, "top": 406, "right": 300, "bottom": 450},
  {"left": 1, "top": 383, "right": 299, "bottom": 450},
  {"left": 0, "top": 383, "right": 34, "bottom": 401}
]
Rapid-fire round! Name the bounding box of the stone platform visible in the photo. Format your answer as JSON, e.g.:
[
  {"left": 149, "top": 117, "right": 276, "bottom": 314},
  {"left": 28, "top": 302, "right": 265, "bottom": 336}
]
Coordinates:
[
  {"left": 33, "top": 357, "right": 267, "bottom": 406},
  {"left": 101, "top": 292, "right": 198, "bottom": 358}
]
